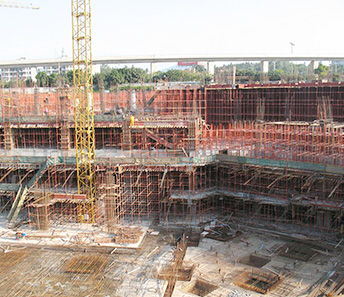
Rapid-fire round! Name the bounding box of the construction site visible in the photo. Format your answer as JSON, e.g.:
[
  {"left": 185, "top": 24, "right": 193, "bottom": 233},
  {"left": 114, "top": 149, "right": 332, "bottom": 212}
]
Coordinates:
[
  {"left": 0, "top": 82, "right": 342, "bottom": 296},
  {"left": 0, "top": 0, "right": 344, "bottom": 296}
]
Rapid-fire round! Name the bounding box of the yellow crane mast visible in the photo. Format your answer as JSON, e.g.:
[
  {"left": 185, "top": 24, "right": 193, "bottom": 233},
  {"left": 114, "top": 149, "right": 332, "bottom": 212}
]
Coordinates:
[{"left": 71, "top": 0, "right": 96, "bottom": 223}]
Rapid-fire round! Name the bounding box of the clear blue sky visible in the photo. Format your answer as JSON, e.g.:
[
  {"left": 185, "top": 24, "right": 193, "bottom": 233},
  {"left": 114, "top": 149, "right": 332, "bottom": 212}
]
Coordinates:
[{"left": 0, "top": 0, "right": 342, "bottom": 60}]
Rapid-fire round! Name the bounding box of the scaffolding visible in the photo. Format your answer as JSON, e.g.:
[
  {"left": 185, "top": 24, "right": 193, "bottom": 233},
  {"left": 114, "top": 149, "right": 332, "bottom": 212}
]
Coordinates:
[{"left": 0, "top": 83, "right": 342, "bottom": 234}]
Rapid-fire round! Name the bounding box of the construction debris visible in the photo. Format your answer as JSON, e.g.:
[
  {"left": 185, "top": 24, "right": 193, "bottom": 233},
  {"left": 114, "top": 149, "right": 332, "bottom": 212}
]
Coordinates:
[{"left": 205, "top": 224, "right": 242, "bottom": 242}]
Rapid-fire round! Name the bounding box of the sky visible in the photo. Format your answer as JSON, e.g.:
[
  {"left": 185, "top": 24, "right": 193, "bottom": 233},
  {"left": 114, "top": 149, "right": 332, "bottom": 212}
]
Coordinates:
[{"left": 0, "top": 0, "right": 343, "bottom": 62}]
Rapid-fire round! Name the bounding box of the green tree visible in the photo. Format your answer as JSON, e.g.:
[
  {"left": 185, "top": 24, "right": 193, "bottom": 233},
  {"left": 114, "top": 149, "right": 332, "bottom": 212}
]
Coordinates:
[
  {"left": 25, "top": 78, "right": 33, "bottom": 87},
  {"left": 315, "top": 64, "right": 330, "bottom": 80},
  {"left": 119, "top": 67, "right": 149, "bottom": 84},
  {"left": 332, "top": 73, "right": 342, "bottom": 82},
  {"left": 216, "top": 61, "right": 310, "bottom": 83},
  {"left": 268, "top": 69, "right": 284, "bottom": 81},
  {"left": 193, "top": 65, "right": 207, "bottom": 73},
  {"left": 36, "top": 71, "right": 48, "bottom": 87},
  {"left": 105, "top": 69, "right": 124, "bottom": 88},
  {"left": 152, "top": 68, "right": 212, "bottom": 83},
  {"left": 94, "top": 66, "right": 150, "bottom": 90},
  {"left": 152, "top": 71, "right": 162, "bottom": 83},
  {"left": 48, "top": 73, "right": 58, "bottom": 87},
  {"left": 93, "top": 72, "right": 105, "bottom": 91},
  {"left": 63, "top": 70, "right": 73, "bottom": 86}
]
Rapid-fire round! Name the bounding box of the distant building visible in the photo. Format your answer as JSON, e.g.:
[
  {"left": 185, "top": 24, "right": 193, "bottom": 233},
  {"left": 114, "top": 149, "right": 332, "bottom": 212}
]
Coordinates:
[{"left": 0, "top": 65, "right": 73, "bottom": 82}]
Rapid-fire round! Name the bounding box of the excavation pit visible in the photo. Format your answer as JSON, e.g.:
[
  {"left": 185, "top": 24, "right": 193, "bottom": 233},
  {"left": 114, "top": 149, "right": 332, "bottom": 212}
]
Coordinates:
[
  {"left": 234, "top": 269, "right": 282, "bottom": 294},
  {"left": 278, "top": 243, "right": 317, "bottom": 262},
  {"left": 239, "top": 254, "right": 271, "bottom": 268},
  {"left": 184, "top": 279, "right": 218, "bottom": 296},
  {"left": 63, "top": 254, "right": 108, "bottom": 274}
]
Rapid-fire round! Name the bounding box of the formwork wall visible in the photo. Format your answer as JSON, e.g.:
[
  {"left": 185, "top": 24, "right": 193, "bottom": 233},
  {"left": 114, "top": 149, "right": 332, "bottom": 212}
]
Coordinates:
[
  {"left": 204, "top": 84, "right": 344, "bottom": 124},
  {"left": 0, "top": 84, "right": 343, "bottom": 234},
  {"left": 0, "top": 89, "right": 155, "bottom": 116},
  {"left": 3, "top": 83, "right": 344, "bottom": 120}
]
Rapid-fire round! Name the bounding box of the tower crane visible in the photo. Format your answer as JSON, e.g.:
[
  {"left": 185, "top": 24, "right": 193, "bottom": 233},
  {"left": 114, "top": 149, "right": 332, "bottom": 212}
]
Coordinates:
[
  {"left": 1, "top": 0, "right": 95, "bottom": 223},
  {"left": 72, "top": 0, "right": 96, "bottom": 223},
  {"left": 0, "top": 0, "right": 39, "bottom": 9}
]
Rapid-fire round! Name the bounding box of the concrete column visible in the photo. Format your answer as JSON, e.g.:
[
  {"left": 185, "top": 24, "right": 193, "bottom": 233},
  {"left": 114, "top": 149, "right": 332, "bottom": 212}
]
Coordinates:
[
  {"left": 261, "top": 60, "right": 269, "bottom": 83},
  {"left": 232, "top": 65, "right": 236, "bottom": 86},
  {"left": 150, "top": 62, "right": 156, "bottom": 76},
  {"left": 30, "top": 67, "right": 37, "bottom": 83},
  {"left": 207, "top": 61, "right": 215, "bottom": 75},
  {"left": 130, "top": 90, "right": 136, "bottom": 114},
  {"left": 309, "top": 60, "right": 320, "bottom": 71},
  {"left": 308, "top": 60, "right": 320, "bottom": 80},
  {"left": 261, "top": 60, "right": 269, "bottom": 73}
]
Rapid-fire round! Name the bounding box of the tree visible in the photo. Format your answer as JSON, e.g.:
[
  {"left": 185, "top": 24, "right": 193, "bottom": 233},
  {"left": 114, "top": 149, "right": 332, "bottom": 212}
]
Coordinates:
[
  {"left": 105, "top": 69, "right": 124, "bottom": 88},
  {"left": 119, "top": 67, "right": 150, "bottom": 84},
  {"left": 151, "top": 68, "right": 212, "bottom": 83},
  {"left": 36, "top": 71, "right": 48, "bottom": 87},
  {"left": 268, "top": 69, "right": 284, "bottom": 81},
  {"left": 215, "top": 61, "right": 310, "bottom": 83},
  {"left": 193, "top": 65, "right": 207, "bottom": 73},
  {"left": 93, "top": 66, "right": 151, "bottom": 90},
  {"left": 25, "top": 78, "right": 33, "bottom": 87},
  {"left": 332, "top": 73, "right": 342, "bottom": 82},
  {"left": 48, "top": 73, "right": 58, "bottom": 87},
  {"left": 315, "top": 64, "right": 330, "bottom": 80},
  {"left": 92, "top": 66, "right": 211, "bottom": 89},
  {"left": 63, "top": 70, "right": 73, "bottom": 86},
  {"left": 93, "top": 72, "right": 105, "bottom": 91}
]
